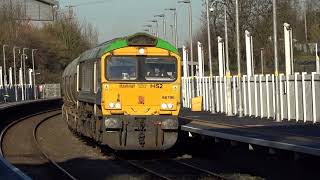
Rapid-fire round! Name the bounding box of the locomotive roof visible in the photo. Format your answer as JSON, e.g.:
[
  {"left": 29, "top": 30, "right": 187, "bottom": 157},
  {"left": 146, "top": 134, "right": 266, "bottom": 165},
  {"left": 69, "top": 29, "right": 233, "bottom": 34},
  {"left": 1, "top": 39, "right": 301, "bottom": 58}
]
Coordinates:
[{"left": 78, "top": 33, "right": 178, "bottom": 62}]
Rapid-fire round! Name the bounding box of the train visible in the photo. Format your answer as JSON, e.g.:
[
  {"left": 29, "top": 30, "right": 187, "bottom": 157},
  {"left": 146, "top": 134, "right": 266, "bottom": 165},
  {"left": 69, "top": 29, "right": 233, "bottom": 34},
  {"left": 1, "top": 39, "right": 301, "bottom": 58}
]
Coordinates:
[{"left": 62, "top": 33, "right": 181, "bottom": 150}]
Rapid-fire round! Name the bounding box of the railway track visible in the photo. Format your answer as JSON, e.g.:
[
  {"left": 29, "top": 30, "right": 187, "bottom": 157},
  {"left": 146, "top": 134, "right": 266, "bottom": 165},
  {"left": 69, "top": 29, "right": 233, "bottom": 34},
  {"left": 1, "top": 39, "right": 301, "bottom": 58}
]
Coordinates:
[
  {"left": 122, "top": 158, "right": 227, "bottom": 180},
  {"left": 1, "top": 109, "right": 171, "bottom": 179},
  {"left": 33, "top": 112, "right": 77, "bottom": 180},
  {"left": 0, "top": 110, "right": 76, "bottom": 180},
  {"left": 0, "top": 109, "right": 232, "bottom": 180},
  {"left": 101, "top": 149, "right": 227, "bottom": 180}
]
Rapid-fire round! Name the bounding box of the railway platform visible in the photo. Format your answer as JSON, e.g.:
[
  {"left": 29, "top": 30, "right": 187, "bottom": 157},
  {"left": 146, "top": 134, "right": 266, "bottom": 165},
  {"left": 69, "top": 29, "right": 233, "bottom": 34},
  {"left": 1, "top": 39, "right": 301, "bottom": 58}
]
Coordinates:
[
  {"left": 0, "top": 100, "right": 35, "bottom": 110},
  {"left": 0, "top": 158, "right": 30, "bottom": 180},
  {"left": 179, "top": 110, "right": 320, "bottom": 156}
]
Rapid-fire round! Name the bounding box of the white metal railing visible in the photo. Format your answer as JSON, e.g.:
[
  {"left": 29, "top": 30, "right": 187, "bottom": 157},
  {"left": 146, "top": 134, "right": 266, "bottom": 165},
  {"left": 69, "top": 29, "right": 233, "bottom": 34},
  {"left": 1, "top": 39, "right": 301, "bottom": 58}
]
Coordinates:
[
  {"left": 0, "top": 67, "right": 39, "bottom": 102},
  {"left": 182, "top": 72, "right": 320, "bottom": 124}
]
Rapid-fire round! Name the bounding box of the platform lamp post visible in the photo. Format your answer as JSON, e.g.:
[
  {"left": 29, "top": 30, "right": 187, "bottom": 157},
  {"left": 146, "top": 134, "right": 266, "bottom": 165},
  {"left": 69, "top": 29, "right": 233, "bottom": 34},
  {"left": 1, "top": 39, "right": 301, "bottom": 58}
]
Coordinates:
[
  {"left": 169, "top": 24, "right": 175, "bottom": 44},
  {"left": 154, "top": 14, "right": 166, "bottom": 39},
  {"left": 207, "top": 0, "right": 230, "bottom": 76},
  {"left": 20, "top": 53, "right": 27, "bottom": 100},
  {"left": 235, "top": 0, "right": 243, "bottom": 117},
  {"left": 260, "top": 48, "right": 264, "bottom": 74},
  {"left": 32, "top": 49, "right": 38, "bottom": 100},
  {"left": 2, "top": 44, "right": 8, "bottom": 96},
  {"left": 149, "top": 20, "right": 159, "bottom": 37},
  {"left": 316, "top": 43, "right": 320, "bottom": 73},
  {"left": 209, "top": 0, "right": 232, "bottom": 115},
  {"left": 178, "top": 0, "right": 194, "bottom": 97},
  {"left": 13, "top": 47, "right": 20, "bottom": 101},
  {"left": 22, "top": 48, "right": 28, "bottom": 100},
  {"left": 206, "top": 0, "right": 213, "bottom": 77},
  {"left": 272, "top": 0, "right": 280, "bottom": 122},
  {"left": 165, "top": 8, "right": 178, "bottom": 47}
]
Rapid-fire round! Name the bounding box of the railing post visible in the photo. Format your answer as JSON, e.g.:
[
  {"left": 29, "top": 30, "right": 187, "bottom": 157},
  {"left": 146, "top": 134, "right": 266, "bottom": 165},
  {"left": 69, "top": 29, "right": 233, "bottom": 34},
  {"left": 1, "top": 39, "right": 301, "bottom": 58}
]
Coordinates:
[
  {"left": 254, "top": 75, "right": 258, "bottom": 117},
  {"left": 272, "top": 75, "right": 276, "bottom": 118},
  {"left": 316, "top": 43, "right": 320, "bottom": 73},
  {"left": 0, "top": 66, "right": 3, "bottom": 90},
  {"left": 302, "top": 72, "right": 307, "bottom": 122},
  {"left": 259, "top": 74, "right": 263, "bottom": 117},
  {"left": 248, "top": 76, "right": 252, "bottom": 116},
  {"left": 218, "top": 37, "right": 225, "bottom": 77},
  {"left": 226, "top": 73, "right": 232, "bottom": 116},
  {"left": 197, "top": 42, "right": 204, "bottom": 77},
  {"left": 245, "top": 30, "right": 254, "bottom": 76},
  {"left": 279, "top": 74, "right": 284, "bottom": 121},
  {"left": 210, "top": 76, "right": 216, "bottom": 113},
  {"left": 224, "top": 76, "right": 227, "bottom": 113},
  {"left": 311, "top": 72, "right": 317, "bottom": 123},
  {"left": 216, "top": 76, "right": 220, "bottom": 112},
  {"left": 19, "top": 68, "right": 24, "bottom": 101},
  {"left": 266, "top": 74, "right": 270, "bottom": 119},
  {"left": 233, "top": 76, "right": 237, "bottom": 115},
  {"left": 284, "top": 23, "right": 294, "bottom": 76},
  {"left": 243, "top": 75, "right": 247, "bottom": 115},
  {"left": 220, "top": 76, "right": 224, "bottom": 112},
  {"left": 294, "top": 73, "right": 299, "bottom": 121},
  {"left": 205, "top": 77, "right": 209, "bottom": 111},
  {"left": 287, "top": 74, "right": 291, "bottom": 121}
]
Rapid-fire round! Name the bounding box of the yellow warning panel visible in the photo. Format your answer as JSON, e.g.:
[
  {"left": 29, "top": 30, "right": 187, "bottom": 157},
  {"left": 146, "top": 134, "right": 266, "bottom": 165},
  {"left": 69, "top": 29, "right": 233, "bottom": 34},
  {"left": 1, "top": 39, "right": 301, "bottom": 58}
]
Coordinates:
[{"left": 191, "top": 96, "right": 203, "bottom": 112}]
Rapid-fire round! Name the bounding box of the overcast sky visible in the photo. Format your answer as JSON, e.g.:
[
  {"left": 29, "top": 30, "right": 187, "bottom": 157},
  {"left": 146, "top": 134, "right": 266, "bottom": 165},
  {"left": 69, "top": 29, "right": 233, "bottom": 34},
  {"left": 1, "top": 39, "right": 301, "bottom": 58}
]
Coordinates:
[{"left": 59, "top": 0, "right": 203, "bottom": 46}]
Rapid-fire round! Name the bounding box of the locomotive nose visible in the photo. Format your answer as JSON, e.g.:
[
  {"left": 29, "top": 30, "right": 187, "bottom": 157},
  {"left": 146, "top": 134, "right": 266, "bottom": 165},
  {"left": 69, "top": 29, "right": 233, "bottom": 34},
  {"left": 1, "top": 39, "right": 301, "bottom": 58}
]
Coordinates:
[{"left": 102, "top": 116, "right": 178, "bottom": 150}]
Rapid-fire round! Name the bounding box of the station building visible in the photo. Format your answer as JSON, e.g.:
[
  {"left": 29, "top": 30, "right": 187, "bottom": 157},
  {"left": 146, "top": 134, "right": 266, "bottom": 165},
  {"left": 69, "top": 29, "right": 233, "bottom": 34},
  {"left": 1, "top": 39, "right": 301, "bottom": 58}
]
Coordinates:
[{"left": 0, "top": 0, "right": 58, "bottom": 21}]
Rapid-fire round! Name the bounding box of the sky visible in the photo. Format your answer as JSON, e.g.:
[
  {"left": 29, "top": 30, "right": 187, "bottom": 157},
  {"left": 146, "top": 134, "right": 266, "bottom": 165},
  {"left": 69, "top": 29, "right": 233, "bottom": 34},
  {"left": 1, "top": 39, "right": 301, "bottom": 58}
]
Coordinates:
[{"left": 59, "top": 0, "right": 203, "bottom": 46}]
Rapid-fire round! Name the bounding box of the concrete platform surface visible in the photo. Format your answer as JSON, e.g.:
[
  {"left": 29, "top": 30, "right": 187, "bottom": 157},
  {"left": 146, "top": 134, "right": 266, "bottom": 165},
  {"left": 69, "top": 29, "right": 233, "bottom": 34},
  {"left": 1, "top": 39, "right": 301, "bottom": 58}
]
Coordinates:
[
  {"left": 0, "top": 158, "right": 31, "bottom": 180},
  {"left": 0, "top": 100, "right": 43, "bottom": 111},
  {"left": 179, "top": 110, "right": 320, "bottom": 156}
]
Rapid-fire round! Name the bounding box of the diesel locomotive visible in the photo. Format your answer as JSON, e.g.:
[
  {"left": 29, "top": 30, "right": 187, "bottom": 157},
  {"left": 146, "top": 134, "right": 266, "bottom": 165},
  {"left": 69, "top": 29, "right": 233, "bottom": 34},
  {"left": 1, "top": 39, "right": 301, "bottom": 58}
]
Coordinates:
[{"left": 62, "top": 33, "right": 181, "bottom": 150}]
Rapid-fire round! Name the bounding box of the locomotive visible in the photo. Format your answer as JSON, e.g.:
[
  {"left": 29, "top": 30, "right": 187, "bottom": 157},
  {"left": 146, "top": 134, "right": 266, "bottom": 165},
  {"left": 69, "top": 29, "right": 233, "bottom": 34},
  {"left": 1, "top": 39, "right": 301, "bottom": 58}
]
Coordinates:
[{"left": 62, "top": 33, "right": 181, "bottom": 150}]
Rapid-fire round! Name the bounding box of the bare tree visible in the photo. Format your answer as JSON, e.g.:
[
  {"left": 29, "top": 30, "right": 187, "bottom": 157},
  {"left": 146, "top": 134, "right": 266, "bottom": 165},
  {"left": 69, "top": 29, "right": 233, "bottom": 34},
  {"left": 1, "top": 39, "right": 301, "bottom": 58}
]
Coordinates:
[{"left": 0, "top": 3, "right": 99, "bottom": 83}]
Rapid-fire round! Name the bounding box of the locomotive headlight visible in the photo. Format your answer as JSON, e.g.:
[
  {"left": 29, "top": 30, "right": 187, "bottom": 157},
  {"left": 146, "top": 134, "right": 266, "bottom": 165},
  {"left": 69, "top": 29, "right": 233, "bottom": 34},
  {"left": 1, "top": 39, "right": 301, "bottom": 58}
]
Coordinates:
[
  {"left": 109, "top": 102, "right": 115, "bottom": 108},
  {"left": 115, "top": 102, "right": 121, "bottom": 109},
  {"left": 138, "top": 48, "right": 145, "bottom": 55},
  {"left": 161, "top": 103, "right": 168, "bottom": 110},
  {"left": 167, "top": 103, "right": 173, "bottom": 109}
]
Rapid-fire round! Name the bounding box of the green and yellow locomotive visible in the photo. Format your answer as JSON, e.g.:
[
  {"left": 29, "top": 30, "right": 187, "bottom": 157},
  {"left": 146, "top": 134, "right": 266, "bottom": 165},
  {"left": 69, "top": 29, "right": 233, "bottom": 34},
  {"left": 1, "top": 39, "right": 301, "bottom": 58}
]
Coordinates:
[{"left": 62, "top": 33, "right": 181, "bottom": 150}]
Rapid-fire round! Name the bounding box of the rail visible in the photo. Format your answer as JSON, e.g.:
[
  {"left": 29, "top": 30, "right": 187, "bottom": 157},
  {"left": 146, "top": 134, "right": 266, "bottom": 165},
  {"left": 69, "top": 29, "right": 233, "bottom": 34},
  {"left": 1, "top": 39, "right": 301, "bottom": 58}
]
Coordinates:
[
  {"left": 0, "top": 98, "right": 62, "bottom": 180},
  {"left": 33, "top": 112, "right": 77, "bottom": 180}
]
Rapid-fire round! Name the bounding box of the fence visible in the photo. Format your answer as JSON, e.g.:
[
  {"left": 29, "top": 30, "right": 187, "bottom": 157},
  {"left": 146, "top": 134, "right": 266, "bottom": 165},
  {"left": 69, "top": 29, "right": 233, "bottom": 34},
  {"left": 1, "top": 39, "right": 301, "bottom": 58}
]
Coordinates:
[
  {"left": 0, "top": 85, "right": 35, "bottom": 103},
  {"left": 0, "top": 83, "right": 61, "bottom": 103},
  {"left": 39, "top": 84, "right": 61, "bottom": 99},
  {"left": 182, "top": 72, "right": 320, "bottom": 123}
]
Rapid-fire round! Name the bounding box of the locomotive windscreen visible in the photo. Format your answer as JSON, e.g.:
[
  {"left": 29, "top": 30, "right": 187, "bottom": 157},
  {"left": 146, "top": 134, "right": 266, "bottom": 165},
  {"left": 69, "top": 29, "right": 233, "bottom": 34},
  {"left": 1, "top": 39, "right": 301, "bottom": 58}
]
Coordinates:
[{"left": 106, "top": 56, "right": 177, "bottom": 82}]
